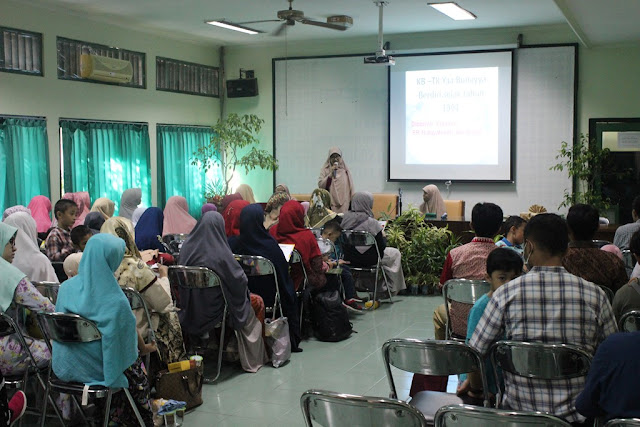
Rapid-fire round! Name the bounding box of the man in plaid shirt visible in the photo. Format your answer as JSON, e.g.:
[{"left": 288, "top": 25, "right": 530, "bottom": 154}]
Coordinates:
[{"left": 469, "top": 214, "right": 617, "bottom": 425}]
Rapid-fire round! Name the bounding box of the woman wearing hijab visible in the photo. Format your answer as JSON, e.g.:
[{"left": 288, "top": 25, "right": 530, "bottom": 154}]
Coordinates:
[
  {"left": 3, "top": 212, "right": 57, "bottom": 283},
  {"left": 305, "top": 188, "right": 338, "bottom": 229},
  {"left": 27, "top": 195, "right": 52, "bottom": 237},
  {"left": 53, "top": 234, "right": 154, "bottom": 426},
  {"left": 220, "top": 193, "right": 243, "bottom": 212},
  {"left": 63, "top": 192, "right": 91, "bottom": 227},
  {"left": 2, "top": 206, "right": 30, "bottom": 221},
  {"left": 101, "top": 217, "right": 186, "bottom": 366},
  {"left": 223, "top": 200, "right": 250, "bottom": 238},
  {"left": 201, "top": 203, "right": 217, "bottom": 216},
  {"left": 274, "top": 184, "right": 292, "bottom": 199},
  {"left": 131, "top": 207, "right": 147, "bottom": 227},
  {"left": 229, "top": 204, "right": 302, "bottom": 352},
  {"left": 236, "top": 184, "right": 256, "bottom": 204},
  {"left": 179, "top": 212, "right": 268, "bottom": 372},
  {"left": 264, "top": 192, "right": 290, "bottom": 231},
  {"left": 419, "top": 184, "right": 447, "bottom": 218},
  {"left": 134, "top": 207, "right": 165, "bottom": 252},
  {"left": 0, "top": 222, "right": 54, "bottom": 376},
  {"left": 84, "top": 212, "right": 106, "bottom": 234},
  {"left": 90, "top": 197, "right": 116, "bottom": 220},
  {"left": 162, "top": 196, "right": 197, "bottom": 236},
  {"left": 318, "top": 147, "right": 355, "bottom": 214},
  {"left": 63, "top": 252, "right": 82, "bottom": 278},
  {"left": 271, "top": 201, "right": 325, "bottom": 291},
  {"left": 341, "top": 192, "right": 406, "bottom": 296},
  {"left": 119, "top": 188, "right": 142, "bottom": 220}
]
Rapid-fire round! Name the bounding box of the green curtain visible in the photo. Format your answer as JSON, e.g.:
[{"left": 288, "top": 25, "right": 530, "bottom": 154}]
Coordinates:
[
  {"left": 60, "top": 120, "right": 151, "bottom": 213},
  {"left": 0, "top": 118, "right": 50, "bottom": 213},
  {"left": 157, "top": 125, "right": 219, "bottom": 218}
]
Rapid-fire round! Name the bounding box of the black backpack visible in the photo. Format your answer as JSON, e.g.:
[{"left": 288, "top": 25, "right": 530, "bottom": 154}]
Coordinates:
[{"left": 311, "top": 290, "right": 353, "bottom": 342}]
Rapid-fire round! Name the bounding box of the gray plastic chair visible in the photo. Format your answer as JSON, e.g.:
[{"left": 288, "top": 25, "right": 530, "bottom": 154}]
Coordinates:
[
  {"left": 300, "top": 389, "right": 429, "bottom": 427},
  {"left": 434, "top": 404, "right": 571, "bottom": 426},
  {"left": 490, "top": 341, "right": 592, "bottom": 408},
  {"left": 619, "top": 310, "right": 640, "bottom": 332},
  {"left": 167, "top": 265, "right": 227, "bottom": 383},
  {"left": 37, "top": 312, "right": 146, "bottom": 427},
  {"left": 121, "top": 287, "right": 156, "bottom": 371},
  {"left": 604, "top": 419, "right": 640, "bottom": 427},
  {"left": 382, "top": 338, "right": 490, "bottom": 423},
  {"left": 341, "top": 229, "right": 392, "bottom": 305},
  {"left": 290, "top": 249, "right": 309, "bottom": 329},
  {"left": 162, "top": 233, "right": 189, "bottom": 255},
  {"left": 622, "top": 250, "right": 635, "bottom": 276},
  {"left": 32, "top": 281, "right": 60, "bottom": 305},
  {"left": 592, "top": 240, "right": 612, "bottom": 248},
  {"left": 234, "top": 254, "right": 281, "bottom": 317},
  {"left": 442, "top": 279, "right": 491, "bottom": 341}
]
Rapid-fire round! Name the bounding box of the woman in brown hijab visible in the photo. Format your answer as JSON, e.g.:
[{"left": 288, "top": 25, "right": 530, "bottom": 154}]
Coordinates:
[{"left": 317, "top": 147, "right": 355, "bottom": 214}]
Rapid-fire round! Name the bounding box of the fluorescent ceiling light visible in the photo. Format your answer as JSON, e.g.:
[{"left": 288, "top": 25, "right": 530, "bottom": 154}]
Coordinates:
[
  {"left": 205, "top": 20, "right": 261, "bottom": 35},
  {"left": 428, "top": 2, "right": 476, "bottom": 20}
]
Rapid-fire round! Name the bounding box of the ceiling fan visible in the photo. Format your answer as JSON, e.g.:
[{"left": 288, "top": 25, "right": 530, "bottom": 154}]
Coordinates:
[{"left": 240, "top": 0, "right": 352, "bottom": 36}]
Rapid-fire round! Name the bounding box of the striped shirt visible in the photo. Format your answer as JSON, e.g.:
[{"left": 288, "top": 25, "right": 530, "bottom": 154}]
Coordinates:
[{"left": 469, "top": 266, "right": 617, "bottom": 423}]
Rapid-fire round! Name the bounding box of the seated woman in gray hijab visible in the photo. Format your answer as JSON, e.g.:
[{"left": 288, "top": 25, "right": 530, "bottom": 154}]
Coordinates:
[
  {"left": 178, "top": 211, "right": 268, "bottom": 373},
  {"left": 119, "top": 188, "right": 142, "bottom": 220},
  {"left": 341, "top": 192, "right": 407, "bottom": 296}
]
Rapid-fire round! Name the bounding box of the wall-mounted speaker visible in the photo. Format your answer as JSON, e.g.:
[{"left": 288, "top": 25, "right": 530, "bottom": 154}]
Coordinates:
[{"left": 226, "top": 78, "right": 258, "bottom": 98}]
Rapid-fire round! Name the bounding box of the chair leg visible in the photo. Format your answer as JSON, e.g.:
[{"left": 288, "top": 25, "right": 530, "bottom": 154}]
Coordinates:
[
  {"left": 103, "top": 389, "right": 113, "bottom": 427},
  {"left": 382, "top": 269, "right": 393, "bottom": 303},
  {"left": 122, "top": 388, "right": 146, "bottom": 427},
  {"left": 212, "top": 308, "right": 227, "bottom": 383},
  {"left": 371, "top": 267, "right": 379, "bottom": 309},
  {"left": 39, "top": 382, "right": 51, "bottom": 427}
]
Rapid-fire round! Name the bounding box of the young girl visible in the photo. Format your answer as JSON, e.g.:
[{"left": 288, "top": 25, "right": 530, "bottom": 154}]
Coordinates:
[{"left": 495, "top": 216, "right": 526, "bottom": 256}]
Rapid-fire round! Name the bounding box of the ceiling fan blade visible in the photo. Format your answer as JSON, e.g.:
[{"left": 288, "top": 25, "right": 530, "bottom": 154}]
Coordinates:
[
  {"left": 240, "top": 19, "right": 282, "bottom": 24},
  {"left": 273, "top": 22, "right": 289, "bottom": 36},
  {"left": 300, "top": 19, "right": 347, "bottom": 31}
]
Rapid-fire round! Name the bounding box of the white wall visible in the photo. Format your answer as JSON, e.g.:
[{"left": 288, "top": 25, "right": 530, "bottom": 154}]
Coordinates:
[{"left": 0, "top": 0, "right": 220, "bottom": 205}]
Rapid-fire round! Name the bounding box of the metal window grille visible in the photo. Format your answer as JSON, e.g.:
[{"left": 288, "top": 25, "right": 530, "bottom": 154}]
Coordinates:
[
  {"left": 156, "top": 56, "right": 219, "bottom": 97},
  {"left": 0, "top": 27, "right": 43, "bottom": 76},
  {"left": 56, "top": 36, "right": 146, "bottom": 88}
]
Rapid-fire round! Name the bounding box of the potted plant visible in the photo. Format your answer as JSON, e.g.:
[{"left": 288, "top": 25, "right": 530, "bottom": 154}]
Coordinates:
[
  {"left": 385, "top": 207, "right": 461, "bottom": 294},
  {"left": 550, "top": 133, "right": 629, "bottom": 213},
  {"left": 192, "top": 113, "right": 278, "bottom": 204}
]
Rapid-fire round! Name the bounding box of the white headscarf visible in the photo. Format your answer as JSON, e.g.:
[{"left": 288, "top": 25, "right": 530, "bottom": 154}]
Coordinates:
[{"left": 4, "top": 212, "right": 58, "bottom": 282}]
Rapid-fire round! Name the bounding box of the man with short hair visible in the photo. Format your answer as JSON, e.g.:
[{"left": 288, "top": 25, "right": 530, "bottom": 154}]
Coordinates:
[
  {"left": 613, "top": 196, "right": 640, "bottom": 250},
  {"left": 563, "top": 204, "right": 628, "bottom": 292},
  {"left": 469, "top": 214, "right": 617, "bottom": 425}
]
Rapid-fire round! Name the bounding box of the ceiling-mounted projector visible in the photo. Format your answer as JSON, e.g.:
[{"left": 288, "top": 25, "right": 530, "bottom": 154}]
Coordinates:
[
  {"left": 364, "top": 51, "right": 395, "bottom": 66},
  {"left": 364, "top": 1, "right": 395, "bottom": 66}
]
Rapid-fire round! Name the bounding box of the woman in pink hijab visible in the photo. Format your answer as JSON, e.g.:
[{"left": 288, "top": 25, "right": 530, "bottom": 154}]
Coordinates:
[
  {"left": 27, "top": 195, "right": 52, "bottom": 234},
  {"left": 162, "top": 196, "right": 197, "bottom": 236},
  {"left": 317, "top": 147, "right": 355, "bottom": 214},
  {"left": 63, "top": 192, "right": 91, "bottom": 227}
]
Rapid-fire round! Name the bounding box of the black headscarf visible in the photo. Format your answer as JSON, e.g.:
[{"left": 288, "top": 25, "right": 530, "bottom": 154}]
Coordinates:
[
  {"left": 179, "top": 212, "right": 252, "bottom": 334},
  {"left": 228, "top": 204, "right": 300, "bottom": 349},
  {"left": 84, "top": 211, "right": 106, "bottom": 234}
]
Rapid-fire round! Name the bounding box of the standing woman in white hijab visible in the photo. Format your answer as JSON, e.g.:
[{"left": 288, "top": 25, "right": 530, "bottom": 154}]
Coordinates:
[
  {"left": 3, "top": 212, "right": 58, "bottom": 282},
  {"left": 318, "top": 147, "right": 355, "bottom": 214},
  {"left": 119, "top": 188, "right": 142, "bottom": 220}
]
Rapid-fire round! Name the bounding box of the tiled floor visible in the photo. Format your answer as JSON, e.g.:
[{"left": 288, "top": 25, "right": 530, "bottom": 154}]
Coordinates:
[{"left": 181, "top": 295, "right": 442, "bottom": 427}]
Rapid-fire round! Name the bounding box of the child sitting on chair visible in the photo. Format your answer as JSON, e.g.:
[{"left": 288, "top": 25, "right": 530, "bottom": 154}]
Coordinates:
[
  {"left": 495, "top": 216, "right": 526, "bottom": 257},
  {"left": 457, "top": 248, "right": 523, "bottom": 399}
]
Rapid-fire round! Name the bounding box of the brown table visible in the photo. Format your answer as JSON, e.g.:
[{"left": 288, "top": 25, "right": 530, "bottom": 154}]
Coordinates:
[{"left": 426, "top": 220, "right": 620, "bottom": 245}]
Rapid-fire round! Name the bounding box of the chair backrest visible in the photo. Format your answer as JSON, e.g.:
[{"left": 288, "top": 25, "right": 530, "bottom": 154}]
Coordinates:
[
  {"left": 162, "top": 233, "right": 189, "bottom": 254},
  {"left": 316, "top": 238, "right": 335, "bottom": 257},
  {"left": 121, "top": 287, "right": 149, "bottom": 311},
  {"left": 310, "top": 228, "right": 323, "bottom": 239},
  {"left": 443, "top": 279, "right": 491, "bottom": 305},
  {"left": 32, "top": 281, "right": 60, "bottom": 304},
  {"left": 371, "top": 193, "right": 398, "bottom": 219},
  {"left": 290, "top": 249, "right": 303, "bottom": 264},
  {"left": 490, "top": 340, "right": 591, "bottom": 380},
  {"left": 341, "top": 230, "right": 377, "bottom": 248},
  {"left": 604, "top": 419, "right": 640, "bottom": 427},
  {"left": 443, "top": 200, "right": 465, "bottom": 220},
  {"left": 37, "top": 312, "right": 101, "bottom": 344},
  {"left": 434, "top": 404, "right": 571, "bottom": 427},
  {"left": 592, "top": 239, "right": 611, "bottom": 248},
  {"left": 301, "top": 389, "right": 428, "bottom": 427},
  {"left": 234, "top": 254, "right": 278, "bottom": 278},
  {"left": 0, "top": 312, "right": 19, "bottom": 338},
  {"left": 382, "top": 338, "right": 488, "bottom": 403},
  {"left": 598, "top": 284, "right": 615, "bottom": 304},
  {"left": 167, "top": 265, "right": 223, "bottom": 290},
  {"left": 619, "top": 310, "right": 640, "bottom": 332}
]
